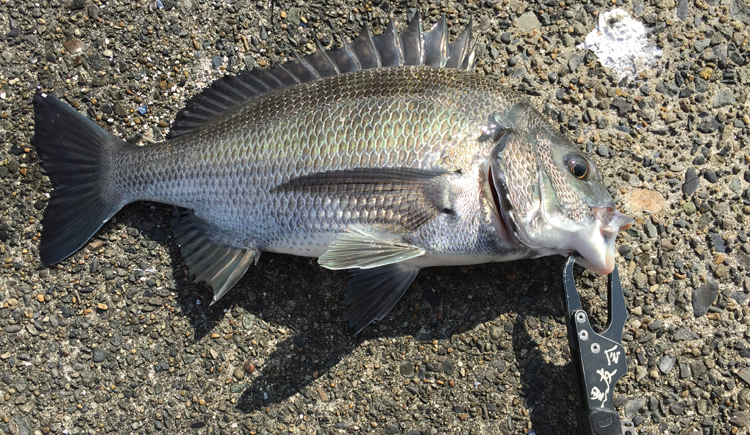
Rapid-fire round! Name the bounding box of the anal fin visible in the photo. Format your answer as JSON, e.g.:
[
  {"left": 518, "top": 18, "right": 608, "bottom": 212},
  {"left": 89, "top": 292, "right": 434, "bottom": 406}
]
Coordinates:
[
  {"left": 174, "top": 211, "right": 259, "bottom": 303},
  {"left": 345, "top": 263, "right": 420, "bottom": 333},
  {"left": 318, "top": 229, "right": 425, "bottom": 270}
]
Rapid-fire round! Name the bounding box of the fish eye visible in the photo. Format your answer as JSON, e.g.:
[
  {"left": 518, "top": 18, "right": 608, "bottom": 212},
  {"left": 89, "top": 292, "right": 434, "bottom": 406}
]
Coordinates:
[{"left": 565, "top": 156, "right": 589, "bottom": 179}]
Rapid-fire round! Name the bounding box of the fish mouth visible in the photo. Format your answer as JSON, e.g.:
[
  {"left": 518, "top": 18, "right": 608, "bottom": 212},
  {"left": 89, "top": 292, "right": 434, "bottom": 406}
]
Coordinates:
[{"left": 575, "top": 206, "right": 634, "bottom": 275}]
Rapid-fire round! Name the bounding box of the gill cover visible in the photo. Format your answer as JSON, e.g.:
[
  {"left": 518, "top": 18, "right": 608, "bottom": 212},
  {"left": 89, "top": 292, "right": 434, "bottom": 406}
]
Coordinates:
[{"left": 487, "top": 104, "right": 633, "bottom": 274}]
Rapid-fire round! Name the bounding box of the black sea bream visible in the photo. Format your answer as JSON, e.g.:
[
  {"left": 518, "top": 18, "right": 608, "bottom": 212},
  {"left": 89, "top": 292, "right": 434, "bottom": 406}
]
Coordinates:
[{"left": 32, "top": 14, "right": 633, "bottom": 332}]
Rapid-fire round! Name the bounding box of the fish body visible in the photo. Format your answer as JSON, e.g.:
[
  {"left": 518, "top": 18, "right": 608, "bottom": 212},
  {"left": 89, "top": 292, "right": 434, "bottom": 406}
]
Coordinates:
[{"left": 33, "top": 15, "right": 633, "bottom": 332}]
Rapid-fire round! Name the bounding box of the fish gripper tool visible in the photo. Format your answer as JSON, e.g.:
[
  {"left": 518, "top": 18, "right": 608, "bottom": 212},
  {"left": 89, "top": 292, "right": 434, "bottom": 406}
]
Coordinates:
[{"left": 563, "top": 253, "right": 635, "bottom": 435}]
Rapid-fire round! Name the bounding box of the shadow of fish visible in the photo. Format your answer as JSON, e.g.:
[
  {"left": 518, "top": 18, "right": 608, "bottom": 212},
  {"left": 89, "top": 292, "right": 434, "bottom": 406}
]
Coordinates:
[{"left": 32, "top": 13, "right": 633, "bottom": 333}]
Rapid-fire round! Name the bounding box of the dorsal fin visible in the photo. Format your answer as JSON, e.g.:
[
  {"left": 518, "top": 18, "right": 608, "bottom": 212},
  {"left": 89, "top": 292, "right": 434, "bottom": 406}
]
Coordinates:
[{"left": 167, "top": 13, "right": 478, "bottom": 139}]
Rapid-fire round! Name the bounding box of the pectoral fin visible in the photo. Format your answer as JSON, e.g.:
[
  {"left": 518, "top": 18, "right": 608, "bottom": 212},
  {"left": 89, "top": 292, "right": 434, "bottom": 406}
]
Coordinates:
[
  {"left": 344, "top": 263, "right": 420, "bottom": 333},
  {"left": 318, "top": 229, "right": 425, "bottom": 270},
  {"left": 273, "top": 167, "right": 455, "bottom": 231},
  {"left": 173, "top": 210, "right": 259, "bottom": 303}
]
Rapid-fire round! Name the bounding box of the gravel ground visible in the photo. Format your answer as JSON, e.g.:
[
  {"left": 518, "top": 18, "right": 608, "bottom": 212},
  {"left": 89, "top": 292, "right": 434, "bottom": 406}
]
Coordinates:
[{"left": 1, "top": 0, "right": 750, "bottom": 433}]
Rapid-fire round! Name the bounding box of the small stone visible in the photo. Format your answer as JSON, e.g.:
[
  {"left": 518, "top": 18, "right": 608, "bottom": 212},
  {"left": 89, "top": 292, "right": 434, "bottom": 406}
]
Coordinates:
[
  {"left": 490, "top": 326, "right": 502, "bottom": 340},
  {"left": 597, "top": 145, "right": 609, "bottom": 157},
  {"left": 626, "top": 189, "right": 666, "bottom": 213},
  {"left": 442, "top": 359, "right": 455, "bottom": 376},
  {"left": 731, "top": 412, "right": 750, "bottom": 428},
  {"left": 682, "top": 168, "right": 700, "bottom": 195},
  {"left": 86, "top": 3, "right": 99, "bottom": 18},
  {"left": 611, "top": 97, "right": 631, "bottom": 115},
  {"left": 703, "top": 169, "right": 718, "bottom": 183},
  {"left": 243, "top": 361, "right": 255, "bottom": 374},
  {"left": 517, "top": 12, "right": 541, "bottom": 31},
  {"left": 568, "top": 54, "right": 581, "bottom": 72},
  {"left": 670, "top": 401, "right": 686, "bottom": 415},
  {"left": 63, "top": 39, "right": 85, "bottom": 53},
  {"left": 113, "top": 102, "right": 127, "bottom": 117},
  {"left": 233, "top": 367, "right": 244, "bottom": 380},
  {"left": 693, "top": 281, "right": 718, "bottom": 317},
  {"left": 97, "top": 303, "right": 107, "bottom": 310},
  {"left": 399, "top": 360, "right": 414, "bottom": 377},
  {"left": 92, "top": 347, "right": 105, "bottom": 363},
  {"left": 211, "top": 55, "right": 224, "bottom": 69},
  {"left": 658, "top": 355, "right": 676, "bottom": 374},
  {"left": 673, "top": 328, "right": 699, "bottom": 341},
  {"left": 624, "top": 397, "right": 646, "bottom": 418},
  {"left": 682, "top": 202, "right": 696, "bottom": 216},
  {"left": 691, "top": 360, "right": 708, "bottom": 378},
  {"left": 635, "top": 366, "right": 647, "bottom": 382},
  {"left": 713, "top": 89, "right": 735, "bottom": 108}
]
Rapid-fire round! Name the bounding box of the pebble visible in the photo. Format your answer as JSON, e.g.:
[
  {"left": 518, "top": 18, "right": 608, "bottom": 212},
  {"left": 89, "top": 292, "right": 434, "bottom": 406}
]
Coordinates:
[
  {"left": 658, "top": 355, "right": 676, "bottom": 374},
  {"left": 713, "top": 89, "right": 735, "bottom": 108},
  {"left": 92, "top": 347, "right": 105, "bottom": 363},
  {"left": 692, "top": 281, "right": 718, "bottom": 317},
  {"left": 624, "top": 397, "right": 646, "bottom": 418},
  {"left": 625, "top": 189, "right": 666, "bottom": 213},
  {"left": 399, "top": 360, "right": 414, "bottom": 377},
  {"left": 567, "top": 54, "right": 581, "bottom": 72},
  {"left": 489, "top": 325, "right": 502, "bottom": 340},
  {"left": 703, "top": 169, "right": 718, "bottom": 183},
  {"left": 516, "top": 12, "right": 541, "bottom": 31}
]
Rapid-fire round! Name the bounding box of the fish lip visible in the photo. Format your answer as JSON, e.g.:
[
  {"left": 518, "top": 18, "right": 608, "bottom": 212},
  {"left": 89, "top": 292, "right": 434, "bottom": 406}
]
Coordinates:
[
  {"left": 575, "top": 206, "right": 634, "bottom": 275},
  {"left": 592, "top": 206, "right": 634, "bottom": 233}
]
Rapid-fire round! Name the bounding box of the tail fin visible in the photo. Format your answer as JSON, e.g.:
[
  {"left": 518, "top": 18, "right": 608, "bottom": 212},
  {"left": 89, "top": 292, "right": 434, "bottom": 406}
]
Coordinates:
[{"left": 32, "top": 92, "right": 126, "bottom": 265}]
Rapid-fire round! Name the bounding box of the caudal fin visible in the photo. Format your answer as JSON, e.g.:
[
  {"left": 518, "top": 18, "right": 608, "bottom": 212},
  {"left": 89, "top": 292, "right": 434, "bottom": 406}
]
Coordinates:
[{"left": 32, "top": 92, "right": 126, "bottom": 265}]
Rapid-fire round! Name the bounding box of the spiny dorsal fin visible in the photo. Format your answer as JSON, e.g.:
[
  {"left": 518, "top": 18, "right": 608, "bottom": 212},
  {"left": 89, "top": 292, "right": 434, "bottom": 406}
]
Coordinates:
[{"left": 168, "top": 12, "right": 477, "bottom": 139}]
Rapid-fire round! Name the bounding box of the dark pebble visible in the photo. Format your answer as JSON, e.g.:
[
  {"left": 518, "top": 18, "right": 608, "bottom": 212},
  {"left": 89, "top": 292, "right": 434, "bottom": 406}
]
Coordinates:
[
  {"left": 399, "top": 360, "right": 414, "bottom": 377},
  {"left": 682, "top": 168, "right": 700, "bottom": 195},
  {"left": 442, "top": 359, "right": 455, "bottom": 375},
  {"left": 673, "top": 328, "right": 699, "bottom": 341},
  {"left": 597, "top": 145, "right": 609, "bottom": 157},
  {"left": 5, "top": 325, "right": 22, "bottom": 333},
  {"left": 211, "top": 55, "right": 224, "bottom": 69},
  {"left": 500, "top": 32, "right": 511, "bottom": 44},
  {"left": 708, "top": 233, "right": 726, "bottom": 253},
  {"left": 92, "top": 347, "right": 106, "bottom": 363},
  {"left": 703, "top": 169, "right": 718, "bottom": 183},
  {"left": 670, "top": 401, "right": 686, "bottom": 415},
  {"left": 611, "top": 97, "right": 631, "bottom": 115},
  {"left": 568, "top": 54, "right": 581, "bottom": 72},
  {"left": 87, "top": 3, "right": 99, "bottom": 18},
  {"left": 698, "top": 117, "right": 720, "bottom": 133},
  {"left": 692, "top": 280, "right": 718, "bottom": 317},
  {"left": 260, "top": 25, "right": 268, "bottom": 40}
]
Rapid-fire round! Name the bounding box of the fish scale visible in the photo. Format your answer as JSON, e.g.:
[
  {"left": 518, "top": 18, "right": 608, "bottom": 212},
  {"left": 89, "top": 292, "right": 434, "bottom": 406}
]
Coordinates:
[
  {"left": 32, "top": 14, "right": 632, "bottom": 332},
  {"left": 113, "top": 68, "right": 507, "bottom": 243}
]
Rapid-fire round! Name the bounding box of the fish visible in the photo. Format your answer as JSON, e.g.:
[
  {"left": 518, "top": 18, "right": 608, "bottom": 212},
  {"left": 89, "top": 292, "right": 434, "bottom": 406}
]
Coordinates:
[{"left": 32, "top": 13, "right": 634, "bottom": 333}]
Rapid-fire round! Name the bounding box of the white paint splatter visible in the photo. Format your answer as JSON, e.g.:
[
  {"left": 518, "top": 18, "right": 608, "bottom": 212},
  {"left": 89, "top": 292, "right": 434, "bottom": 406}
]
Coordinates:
[{"left": 577, "top": 8, "right": 662, "bottom": 79}]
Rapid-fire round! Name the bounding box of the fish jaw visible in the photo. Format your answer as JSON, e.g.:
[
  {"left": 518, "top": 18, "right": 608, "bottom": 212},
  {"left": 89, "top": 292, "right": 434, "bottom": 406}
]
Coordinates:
[{"left": 568, "top": 206, "right": 634, "bottom": 274}]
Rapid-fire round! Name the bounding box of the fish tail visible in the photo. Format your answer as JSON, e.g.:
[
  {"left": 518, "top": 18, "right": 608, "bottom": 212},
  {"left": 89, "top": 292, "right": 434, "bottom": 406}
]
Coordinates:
[{"left": 32, "top": 92, "right": 127, "bottom": 265}]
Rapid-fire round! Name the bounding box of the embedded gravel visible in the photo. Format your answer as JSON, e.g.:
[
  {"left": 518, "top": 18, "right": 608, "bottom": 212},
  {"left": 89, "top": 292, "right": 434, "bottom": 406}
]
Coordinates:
[{"left": 1, "top": 0, "right": 750, "bottom": 434}]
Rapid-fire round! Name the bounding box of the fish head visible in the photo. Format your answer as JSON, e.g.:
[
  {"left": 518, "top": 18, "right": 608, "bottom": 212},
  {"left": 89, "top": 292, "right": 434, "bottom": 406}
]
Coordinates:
[{"left": 485, "top": 122, "right": 633, "bottom": 275}]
